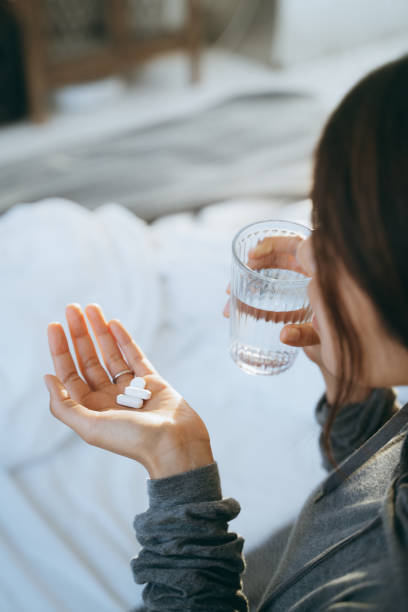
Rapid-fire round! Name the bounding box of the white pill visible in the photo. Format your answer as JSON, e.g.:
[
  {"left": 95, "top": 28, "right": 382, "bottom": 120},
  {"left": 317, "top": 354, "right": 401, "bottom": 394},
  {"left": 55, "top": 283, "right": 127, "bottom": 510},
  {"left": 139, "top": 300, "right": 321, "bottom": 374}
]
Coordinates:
[
  {"left": 130, "top": 377, "right": 146, "bottom": 389},
  {"left": 116, "top": 394, "right": 143, "bottom": 409},
  {"left": 125, "top": 386, "right": 151, "bottom": 400}
]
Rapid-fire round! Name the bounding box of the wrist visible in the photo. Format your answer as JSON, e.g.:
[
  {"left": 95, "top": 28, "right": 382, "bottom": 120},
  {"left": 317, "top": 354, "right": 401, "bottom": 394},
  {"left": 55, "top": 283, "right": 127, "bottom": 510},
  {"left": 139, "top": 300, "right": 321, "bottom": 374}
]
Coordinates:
[{"left": 147, "top": 437, "right": 215, "bottom": 480}]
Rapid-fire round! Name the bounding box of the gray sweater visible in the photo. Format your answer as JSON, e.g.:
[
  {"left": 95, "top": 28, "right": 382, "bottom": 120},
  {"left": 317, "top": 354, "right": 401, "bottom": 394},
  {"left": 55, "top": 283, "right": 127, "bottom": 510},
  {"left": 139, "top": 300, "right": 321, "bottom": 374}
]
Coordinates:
[{"left": 131, "top": 388, "right": 408, "bottom": 611}]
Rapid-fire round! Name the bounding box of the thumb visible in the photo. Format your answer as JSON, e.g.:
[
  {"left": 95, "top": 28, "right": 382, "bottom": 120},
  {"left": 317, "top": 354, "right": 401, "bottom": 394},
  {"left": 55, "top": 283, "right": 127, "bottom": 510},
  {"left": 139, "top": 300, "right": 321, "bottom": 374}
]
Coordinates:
[
  {"left": 280, "top": 322, "right": 320, "bottom": 347},
  {"left": 43, "top": 374, "right": 70, "bottom": 401},
  {"left": 43, "top": 374, "right": 94, "bottom": 437}
]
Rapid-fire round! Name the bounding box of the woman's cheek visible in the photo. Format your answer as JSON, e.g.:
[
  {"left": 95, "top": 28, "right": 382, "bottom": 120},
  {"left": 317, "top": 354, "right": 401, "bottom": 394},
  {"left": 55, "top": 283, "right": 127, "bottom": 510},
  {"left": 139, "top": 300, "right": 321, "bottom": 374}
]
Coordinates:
[
  {"left": 320, "top": 345, "right": 336, "bottom": 375},
  {"left": 310, "top": 285, "right": 338, "bottom": 374},
  {"left": 319, "top": 326, "right": 338, "bottom": 375}
]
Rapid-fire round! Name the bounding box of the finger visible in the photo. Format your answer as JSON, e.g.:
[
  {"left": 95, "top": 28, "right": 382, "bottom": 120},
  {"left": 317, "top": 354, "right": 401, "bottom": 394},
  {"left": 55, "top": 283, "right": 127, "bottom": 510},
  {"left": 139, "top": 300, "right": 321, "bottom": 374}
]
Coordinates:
[
  {"left": 248, "top": 252, "right": 308, "bottom": 275},
  {"left": 234, "top": 301, "right": 309, "bottom": 323},
  {"left": 223, "top": 298, "right": 230, "bottom": 318},
  {"left": 108, "top": 319, "right": 157, "bottom": 376},
  {"left": 267, "top": 306, "right": 310, "bottom": 324},
  {"left": 44, "top": 374, "right": 100, "bottom": 443},
  {"left": 248, "top": 235, "right": 303, "bottom": 259},
  {"left": 280, "top": 322, "right": 320, "bottom": 346},
  {"left": 226, "top": 282, "right": 231, "bottom": 295},
  {"left": 66, "top": 304, "right": 111, "bottom": 390},
  {"left": 47, "top": 322, "right": 90, "bottom": 402},
  {"left": 84, "top": 303, "right": 133, "bottom": 385},
  {"left": 248, "top": 235, "right": 308, "bottom": 275}
]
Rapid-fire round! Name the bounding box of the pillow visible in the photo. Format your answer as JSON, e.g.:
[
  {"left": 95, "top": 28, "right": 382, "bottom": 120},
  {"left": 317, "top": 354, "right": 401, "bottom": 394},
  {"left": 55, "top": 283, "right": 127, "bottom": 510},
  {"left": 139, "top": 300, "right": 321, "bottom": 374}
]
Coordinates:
[{"left": 0, "top": 198, "right": 161, "bottom": 467}]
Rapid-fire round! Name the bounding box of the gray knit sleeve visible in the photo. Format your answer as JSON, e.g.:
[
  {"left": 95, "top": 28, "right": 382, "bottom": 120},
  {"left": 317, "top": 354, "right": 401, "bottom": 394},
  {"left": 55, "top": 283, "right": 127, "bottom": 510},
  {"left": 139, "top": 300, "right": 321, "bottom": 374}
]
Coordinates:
[
  {"left": 315, "top": 387, "right": 401, "bottom": 472},
  {"left": 130, "top": 462, "right": 248, "bottom": 611}
]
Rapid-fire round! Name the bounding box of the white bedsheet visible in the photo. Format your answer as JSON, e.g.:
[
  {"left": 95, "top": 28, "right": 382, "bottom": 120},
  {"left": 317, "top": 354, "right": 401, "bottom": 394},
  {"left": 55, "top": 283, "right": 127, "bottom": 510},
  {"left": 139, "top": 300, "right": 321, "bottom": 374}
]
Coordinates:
[
  {"left": 0, "top": 196, "right": 325, "bottom": 611},
  {"left": 3, "top": 197, "right": 408, "bottom": 611},
  {"left": 0, "top": 199, "right": 161, "bottom": 468}
]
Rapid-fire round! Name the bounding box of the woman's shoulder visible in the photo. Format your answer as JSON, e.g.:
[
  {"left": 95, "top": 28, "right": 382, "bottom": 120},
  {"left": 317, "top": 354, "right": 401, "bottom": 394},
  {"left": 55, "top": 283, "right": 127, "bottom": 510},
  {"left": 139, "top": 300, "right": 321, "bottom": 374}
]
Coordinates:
[
  {"left": 379, "top": 425, "right": 408, "bottom": 609},
  {"left": 315, "top": 387, "right": 400, "bottom": 472}
]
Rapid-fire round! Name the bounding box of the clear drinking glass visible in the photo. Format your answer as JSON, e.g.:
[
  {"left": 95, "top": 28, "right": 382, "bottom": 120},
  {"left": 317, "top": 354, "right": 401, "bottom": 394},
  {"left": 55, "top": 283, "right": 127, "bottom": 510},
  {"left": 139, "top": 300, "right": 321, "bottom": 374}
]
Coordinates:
[{"left": 229, "top": 219, "right": 313, "bottom": 375}]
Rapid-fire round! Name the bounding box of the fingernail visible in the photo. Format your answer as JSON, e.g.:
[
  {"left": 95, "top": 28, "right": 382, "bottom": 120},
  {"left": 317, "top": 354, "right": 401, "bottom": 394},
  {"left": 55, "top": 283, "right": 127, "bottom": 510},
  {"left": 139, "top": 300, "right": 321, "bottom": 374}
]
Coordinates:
[
  {"left": 109, "top": 319, "right": 122, "bottom": 333},
  {"left": 283, "top": 327, "right": 300, "bottom": 341}
]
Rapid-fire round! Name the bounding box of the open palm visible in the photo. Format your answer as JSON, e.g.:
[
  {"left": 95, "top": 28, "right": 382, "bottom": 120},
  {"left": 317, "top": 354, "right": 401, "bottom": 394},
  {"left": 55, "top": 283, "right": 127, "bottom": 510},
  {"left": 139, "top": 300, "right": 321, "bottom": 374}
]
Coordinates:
[{"left": 44, "top": 304, "right": 213, "bottom": 478}]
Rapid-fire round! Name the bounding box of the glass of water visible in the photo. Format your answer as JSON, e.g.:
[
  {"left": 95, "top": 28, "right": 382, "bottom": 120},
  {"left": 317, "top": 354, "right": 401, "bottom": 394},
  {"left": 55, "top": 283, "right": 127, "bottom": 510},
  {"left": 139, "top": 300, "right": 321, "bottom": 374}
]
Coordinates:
[{"left": 229, "top": 219, "right": 312, "bottom": 376}]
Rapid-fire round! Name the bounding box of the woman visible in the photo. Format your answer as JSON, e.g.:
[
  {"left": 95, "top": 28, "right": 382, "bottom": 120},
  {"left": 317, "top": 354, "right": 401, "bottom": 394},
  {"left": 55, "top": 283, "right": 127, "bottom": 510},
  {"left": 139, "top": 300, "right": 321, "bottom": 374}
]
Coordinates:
[{"left": 44, "top": 54, "right": 408, "bottom": 610}]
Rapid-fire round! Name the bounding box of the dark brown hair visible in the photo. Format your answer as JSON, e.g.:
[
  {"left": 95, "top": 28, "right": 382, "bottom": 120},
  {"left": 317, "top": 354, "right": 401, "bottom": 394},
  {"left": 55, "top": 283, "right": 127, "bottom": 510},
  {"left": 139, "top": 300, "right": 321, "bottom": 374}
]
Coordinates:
[{"left": 310, "top": 53, "right": 408, "bottom": 471}]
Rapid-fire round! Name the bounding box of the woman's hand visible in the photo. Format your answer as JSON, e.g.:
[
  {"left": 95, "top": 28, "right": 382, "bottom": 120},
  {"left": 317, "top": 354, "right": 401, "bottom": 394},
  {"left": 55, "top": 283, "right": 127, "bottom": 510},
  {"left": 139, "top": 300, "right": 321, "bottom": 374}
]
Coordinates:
[
  {"left": 223, "top": 233, "right": 323, "bottom": 363},
  {"left": 223, "top": 235, "right": 373, "bottom": 404},
  {"left": 224, "top": 280, "right": 323, "bottom": 364},
  {"left": 222, "top": 233, "right": 345, "bottom": 401},
  {"left": 44, "top": 303, "right": 214, "bottom": 479}
]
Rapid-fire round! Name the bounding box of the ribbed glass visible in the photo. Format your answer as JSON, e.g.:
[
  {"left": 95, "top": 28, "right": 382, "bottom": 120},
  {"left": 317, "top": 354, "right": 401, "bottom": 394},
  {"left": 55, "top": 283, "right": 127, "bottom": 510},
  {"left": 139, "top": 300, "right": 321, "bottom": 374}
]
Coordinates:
[{"left": 229, "top": 219, "right": 312, "bottom": 375}]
